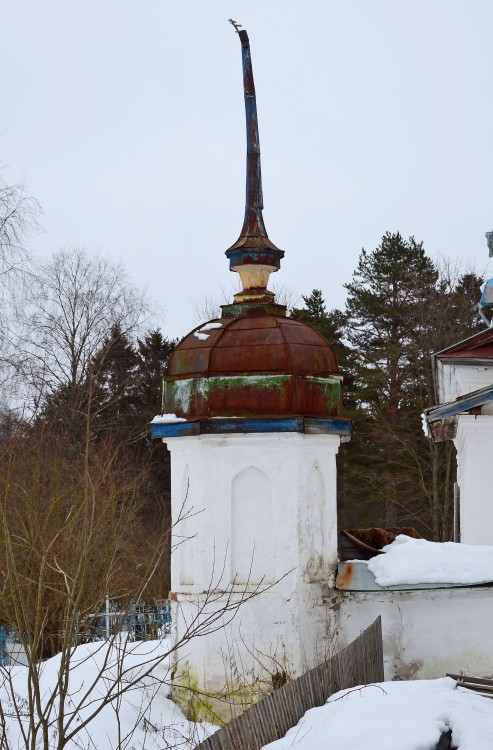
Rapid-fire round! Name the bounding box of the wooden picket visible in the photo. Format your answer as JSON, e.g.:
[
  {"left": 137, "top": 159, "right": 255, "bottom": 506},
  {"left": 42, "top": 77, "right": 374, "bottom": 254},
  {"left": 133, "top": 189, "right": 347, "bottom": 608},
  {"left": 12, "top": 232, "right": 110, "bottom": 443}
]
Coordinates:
[{"left": 195, "top": 617, "right": 384, "bottom": 750}]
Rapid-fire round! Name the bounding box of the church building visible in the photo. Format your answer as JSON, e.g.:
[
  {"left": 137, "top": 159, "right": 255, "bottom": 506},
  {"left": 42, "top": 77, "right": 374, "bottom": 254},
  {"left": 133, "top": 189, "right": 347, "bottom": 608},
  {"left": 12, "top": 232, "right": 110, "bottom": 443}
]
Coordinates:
[{"left": 424, "top": 247, "right": 493, "bottom": 546}]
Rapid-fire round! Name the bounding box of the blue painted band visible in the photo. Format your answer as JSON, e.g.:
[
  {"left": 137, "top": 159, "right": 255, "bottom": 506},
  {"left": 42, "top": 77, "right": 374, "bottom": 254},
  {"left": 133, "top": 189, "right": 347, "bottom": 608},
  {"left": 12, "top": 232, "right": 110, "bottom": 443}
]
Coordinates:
[
  {"left": 150, "top": 416, "right": 352, "bottom": 439},
  {"left": 225, "top": 248, "right": 283, "bottom": 267},
  {"left": 150, "top": 422, "right": 199, "bottom": 438}
]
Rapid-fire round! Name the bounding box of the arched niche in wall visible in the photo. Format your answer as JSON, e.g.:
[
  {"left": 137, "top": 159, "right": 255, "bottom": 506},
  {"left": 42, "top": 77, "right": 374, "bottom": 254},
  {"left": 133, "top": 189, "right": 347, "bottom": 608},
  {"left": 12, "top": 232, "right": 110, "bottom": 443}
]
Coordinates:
[
  {"left": 179, "top": 465, "right": 194, "bottom": 585},
  {"left": 305, "top": 461, "right": 327, "bottom": 582},
  {"left": 231, "top": 466, "right": 274, "bottom": 585}
]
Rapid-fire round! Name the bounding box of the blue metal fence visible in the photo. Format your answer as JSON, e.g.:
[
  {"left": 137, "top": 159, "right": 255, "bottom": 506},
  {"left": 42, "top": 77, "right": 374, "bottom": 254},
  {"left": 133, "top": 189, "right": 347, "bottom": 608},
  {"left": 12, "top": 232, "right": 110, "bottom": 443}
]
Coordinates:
[
  {"left": 0, "top": 601, "right": 171, "bottom": 666},
  {"left": 82, "top": 600, "right": 172, "bottom": 643},
  {"left": 0, "top": 626, "right": 7, "bottom": 666},
  {"left": 0, "top": 626, "right": 22, "bottom": 667}
]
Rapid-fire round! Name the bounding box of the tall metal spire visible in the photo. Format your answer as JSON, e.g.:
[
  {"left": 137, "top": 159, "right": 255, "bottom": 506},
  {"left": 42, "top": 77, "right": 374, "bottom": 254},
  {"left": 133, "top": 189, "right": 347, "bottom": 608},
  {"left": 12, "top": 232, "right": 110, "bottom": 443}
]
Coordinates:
[{"left": 225, "top": 21, "right": 284, "bottom": 309}]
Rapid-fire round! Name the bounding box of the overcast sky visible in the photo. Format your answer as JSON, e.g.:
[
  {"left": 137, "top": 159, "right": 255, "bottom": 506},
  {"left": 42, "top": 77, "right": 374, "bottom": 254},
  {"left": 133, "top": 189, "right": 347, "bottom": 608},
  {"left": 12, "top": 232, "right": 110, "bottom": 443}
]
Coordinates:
[{"left": 2, "top": 1, "right": 493, "bottom": 339}]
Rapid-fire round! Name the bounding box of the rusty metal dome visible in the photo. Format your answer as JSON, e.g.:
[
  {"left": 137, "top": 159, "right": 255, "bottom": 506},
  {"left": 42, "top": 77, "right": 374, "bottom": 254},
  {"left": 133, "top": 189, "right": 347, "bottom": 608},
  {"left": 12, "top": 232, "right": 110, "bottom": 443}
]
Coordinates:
[
  {"left": 168, "top": 316, "right": 338, "bottom": 377},
  {"left": 163, "top": 315, "right": 342, "bottom": 420}
]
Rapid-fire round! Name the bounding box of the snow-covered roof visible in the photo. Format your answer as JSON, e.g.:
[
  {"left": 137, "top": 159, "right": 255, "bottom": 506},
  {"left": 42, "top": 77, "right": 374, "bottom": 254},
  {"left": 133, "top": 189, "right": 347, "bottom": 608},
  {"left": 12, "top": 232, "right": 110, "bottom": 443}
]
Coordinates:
[{"left": 337, "top": 535, "right": 493, "bottom": 590}]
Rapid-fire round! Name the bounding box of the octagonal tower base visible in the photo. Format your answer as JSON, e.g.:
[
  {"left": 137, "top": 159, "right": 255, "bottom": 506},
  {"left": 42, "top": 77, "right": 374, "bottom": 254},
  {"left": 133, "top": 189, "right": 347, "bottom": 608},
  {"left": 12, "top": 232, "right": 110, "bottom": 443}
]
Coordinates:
[{"left": 155, "top": 424, "right": 346, "bottom": 721}]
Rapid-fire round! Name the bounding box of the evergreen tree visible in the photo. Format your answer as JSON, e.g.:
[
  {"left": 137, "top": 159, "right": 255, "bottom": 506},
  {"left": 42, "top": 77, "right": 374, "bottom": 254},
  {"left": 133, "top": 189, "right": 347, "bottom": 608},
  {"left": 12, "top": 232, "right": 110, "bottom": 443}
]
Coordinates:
[
  {"left": 290, "top": 290, "right": 362, "bottom": 528},
  {"left": 343, "top": 233, "right": 482, "bottom": 537},
  {"left": 343, "top": 233, "right": 437, "bottom": 526},
  {"left": 295, "top": 236, "right": 483, "bottom": 539},
  {"left": 291, "top": 290, "right": 354, "bottom": 402},
  {"left": 90, "top": 324, "right": 141, "bottom": 436},
  {"left": 136, "top": 329, "right": 177, "bottom": 416}
]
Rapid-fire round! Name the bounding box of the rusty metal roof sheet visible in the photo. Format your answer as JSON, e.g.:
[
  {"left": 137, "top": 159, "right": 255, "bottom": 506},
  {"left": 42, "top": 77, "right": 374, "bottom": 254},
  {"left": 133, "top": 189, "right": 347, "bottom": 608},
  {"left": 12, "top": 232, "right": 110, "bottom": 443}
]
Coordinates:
[{"left": 435, "top": 325, "right": 493, "bottom": 360}]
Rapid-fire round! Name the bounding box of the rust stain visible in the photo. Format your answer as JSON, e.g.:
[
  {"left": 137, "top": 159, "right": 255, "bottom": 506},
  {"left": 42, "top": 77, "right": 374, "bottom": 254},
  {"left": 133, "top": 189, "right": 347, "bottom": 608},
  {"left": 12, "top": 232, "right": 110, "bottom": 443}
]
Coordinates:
[
  {"left": 163, "top": 374, "right": 341, "bottom": 420},
  {"left": 336, "top": 563, "right": 354, "bottom": 590}
]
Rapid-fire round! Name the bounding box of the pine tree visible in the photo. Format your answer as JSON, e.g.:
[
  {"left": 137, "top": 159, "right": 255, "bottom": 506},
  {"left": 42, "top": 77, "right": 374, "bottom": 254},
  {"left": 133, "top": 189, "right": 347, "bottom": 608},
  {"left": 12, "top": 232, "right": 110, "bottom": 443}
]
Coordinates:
[
  {"left": 343, "top": 233, "right": 482, "bottom": 537},
  {"left": 291, "top": 290, "right": 353, "bottom": 398},
  {"left": 295, "top": 239, "right": 483, "bottom": 538},
  {"left": 290, "top": 290, "right": 362, "bottom": 528},
  {"left": 90, "top": 324, "right": 141, "bottom": 436},
  {"left": 136, "top": 329, "right": 177, "bottom": 416}
]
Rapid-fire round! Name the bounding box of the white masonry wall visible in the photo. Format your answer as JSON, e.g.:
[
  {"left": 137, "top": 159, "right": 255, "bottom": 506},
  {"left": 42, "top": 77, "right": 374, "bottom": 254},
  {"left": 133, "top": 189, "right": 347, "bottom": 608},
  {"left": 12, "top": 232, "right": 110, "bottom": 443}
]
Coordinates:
[
  {"left": 336, "top": 586, "right": 493, "bottom": 681},
  {"left": 164, "top": 431, "right": 340, "bottom": 714},
  {"left": 455, "top": 415, "right": 493, "bottom": 545}
]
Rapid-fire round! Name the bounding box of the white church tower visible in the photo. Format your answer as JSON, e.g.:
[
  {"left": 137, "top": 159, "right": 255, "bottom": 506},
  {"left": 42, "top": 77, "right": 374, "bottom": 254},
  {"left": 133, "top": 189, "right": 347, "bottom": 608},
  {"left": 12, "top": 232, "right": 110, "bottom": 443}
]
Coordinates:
[{"left": 151, "top": 25, "right": 350, "bottom": 716}]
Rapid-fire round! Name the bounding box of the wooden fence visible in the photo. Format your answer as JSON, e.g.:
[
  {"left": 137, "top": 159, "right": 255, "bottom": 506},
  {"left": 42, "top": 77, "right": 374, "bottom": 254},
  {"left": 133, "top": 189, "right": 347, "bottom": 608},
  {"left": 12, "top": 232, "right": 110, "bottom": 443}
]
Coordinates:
[{"left": 195, "top": 617, "right": 383, "bottom": 750}]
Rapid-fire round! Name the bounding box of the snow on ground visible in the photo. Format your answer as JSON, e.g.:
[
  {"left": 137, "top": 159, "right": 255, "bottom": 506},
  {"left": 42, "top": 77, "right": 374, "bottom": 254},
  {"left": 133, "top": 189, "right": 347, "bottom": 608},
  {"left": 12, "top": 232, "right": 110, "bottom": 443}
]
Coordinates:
[
  {"left": 262, "top": 677, "right": 493, "bottom": 750},
  {"left": 366, "top": 534, "right": 493, "bottom": 586},
  {"left": 0, "top": 639, "right": 217, "bottom": 749}
]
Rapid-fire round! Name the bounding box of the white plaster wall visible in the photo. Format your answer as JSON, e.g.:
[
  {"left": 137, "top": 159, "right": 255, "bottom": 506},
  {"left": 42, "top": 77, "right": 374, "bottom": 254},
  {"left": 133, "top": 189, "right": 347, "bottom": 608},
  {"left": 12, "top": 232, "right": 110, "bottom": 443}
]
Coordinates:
[
  {"left": 170, "top": 583, "right": 335, "bottom": 704},
  {"left": 436, "top": 359, "right": 457, "bottom": 405},
  {"left": 456, "top": 366, "right": 493, "bottom": 397},
  {"left": 231, "top": 466, "right": 274, "bottom": 584},
  {"left": 164, "top": 432, "right": 340, "bottom": 703},
  {"left": 336, "top": 587, "right": 493, "bottom": 681},
  {"left": 455, "top": 415, "right": 493, "bottom": 545},
  {"left": 436, "top": 360, "right": 493, "bottom": 404}
]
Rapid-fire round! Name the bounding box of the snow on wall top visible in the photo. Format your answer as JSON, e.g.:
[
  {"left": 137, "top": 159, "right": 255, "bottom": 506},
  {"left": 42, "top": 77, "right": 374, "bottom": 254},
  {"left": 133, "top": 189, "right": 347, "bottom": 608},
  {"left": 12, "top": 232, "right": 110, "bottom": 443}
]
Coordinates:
[
  {"left": 366, "top": 534, "right": 493, "bottom": 587},
  {"left": 151, "top": 413, "right": 187, "bottom": 424}
]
